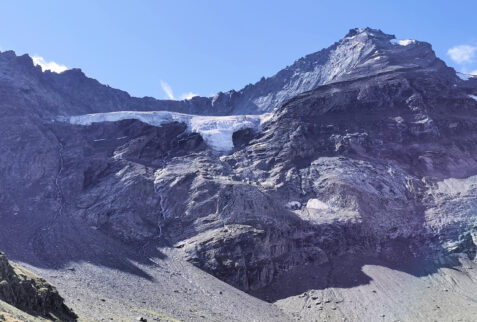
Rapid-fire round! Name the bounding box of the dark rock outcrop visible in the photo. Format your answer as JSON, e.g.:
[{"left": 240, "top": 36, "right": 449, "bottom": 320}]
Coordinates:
[{"left": 0, "top": 252, "right": 76, "bottom": 321}]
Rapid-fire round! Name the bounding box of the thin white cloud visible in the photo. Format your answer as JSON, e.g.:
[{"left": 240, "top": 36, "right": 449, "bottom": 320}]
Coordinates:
[
  {"left": 160, "top": 80, "right": 197, "bottom": 100},
  {"left": 179, "top": 92, "right": 198, "bottom": 100},
  {"left": 459, "top": 67, "right": 477, "bottom": 77},
  {"left": 31, "top": 55, "right": 68, "bottom": 73},
  {"left": 447, "top": 45, "right": 477, "bottom": 64},
  {"left": 160, "top": 80, "right": 175, "bottom": 100}
]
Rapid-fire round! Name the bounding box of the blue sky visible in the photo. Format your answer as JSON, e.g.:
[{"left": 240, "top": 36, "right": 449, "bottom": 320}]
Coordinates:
[{"left": 1, "top": 0, "right": 476, "bottom": 99}]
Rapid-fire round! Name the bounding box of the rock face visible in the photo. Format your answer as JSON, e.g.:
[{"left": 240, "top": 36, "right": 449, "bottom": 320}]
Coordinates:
[
  {"left": 1, "top": 28, "right": 453, "bottom": 116},
  {"left": 0, "top": 252, "right": 76, "bottom": 321},
  {"left": 0, "top": 27, "right": 476, "bottom": 300}
]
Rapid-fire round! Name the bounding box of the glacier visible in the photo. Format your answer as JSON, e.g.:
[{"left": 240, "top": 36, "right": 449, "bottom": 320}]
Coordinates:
[{"left": 66, "top": 111, "right": 273, "bottom": 153}]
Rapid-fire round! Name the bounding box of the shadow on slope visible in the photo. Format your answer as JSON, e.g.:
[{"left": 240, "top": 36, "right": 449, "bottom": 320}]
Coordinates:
[
  {"left": 0, "top": 211, "right": 164, "bottom": 280},
  {"left": 0, "top": 120, "right": 186, "bottom": 280},
  {"left": 250, "top": 240, "right": 465, "bottom": 302}
]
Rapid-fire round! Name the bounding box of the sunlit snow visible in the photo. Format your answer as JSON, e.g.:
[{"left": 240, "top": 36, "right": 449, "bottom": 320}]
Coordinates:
[
  {"left": 306, "top": 198, "right": 329, "bottom": 210},
  {"left": 390, "top": 39, "right": 416, "bottom": 46},
  {"left": 457, "top": 72, "right": 472, "bottom": 80},
  {"left": 67, "top": 111, "right": 273, "bottom": 153},
  {"left": 435, "top": 175, "right": 477, "bottom": 196},
  {"left": 286, "top": 201, "right": 301, "bottom": 210}
]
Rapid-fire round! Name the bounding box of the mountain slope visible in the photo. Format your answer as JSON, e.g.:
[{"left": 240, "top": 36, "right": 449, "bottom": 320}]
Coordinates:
[{"left": 0, "top": 28, "right": 476, "bottom": 321}]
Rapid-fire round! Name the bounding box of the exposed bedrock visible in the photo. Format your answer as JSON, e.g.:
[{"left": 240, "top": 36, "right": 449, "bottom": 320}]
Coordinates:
[
  {"left": 0, "top": 28, "right": 476, "bottom": 295},
  {"left": 0, "top": 252, "right": 77, "bottom": 321}
]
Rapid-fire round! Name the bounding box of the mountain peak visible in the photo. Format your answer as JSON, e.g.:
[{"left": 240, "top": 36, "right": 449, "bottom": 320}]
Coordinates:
[
  {"left": 220, "top": 27, "right": 448, "bottom": 114},
  {"left": 0, "top": 28, "right": 456, "bottom": 118},
  {"left": 345, "top": 27, "right": 395, "bottom": 40}
]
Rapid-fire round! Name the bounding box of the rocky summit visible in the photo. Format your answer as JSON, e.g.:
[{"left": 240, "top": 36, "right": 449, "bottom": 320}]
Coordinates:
[{"left": 0, "top": 28, "right": 476, "bottom": 321}]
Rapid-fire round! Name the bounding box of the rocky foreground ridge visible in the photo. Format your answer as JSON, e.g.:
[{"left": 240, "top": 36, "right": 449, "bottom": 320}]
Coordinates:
[
  {"left": 0, "top": 252, "right": 76, "bottom": 321},
  {"left": 0, "top": 28, "right": 476, "bottom": 320}
]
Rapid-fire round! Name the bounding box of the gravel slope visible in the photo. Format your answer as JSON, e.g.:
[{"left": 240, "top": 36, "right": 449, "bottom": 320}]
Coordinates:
[
  {"left": 20, "top": 251, "right": 477, "bottom": 321},
  {"left": 22, "top": 248, "right": 291, "bottom": 322},
  {"left": 0, "top": 300, "right": 46, "bottom": 322},
  {"left": 257, "top": 254, "right": 477, "bottom": 322}
]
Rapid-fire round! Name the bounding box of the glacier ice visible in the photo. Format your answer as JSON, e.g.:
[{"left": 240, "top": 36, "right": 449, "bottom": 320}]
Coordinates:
[{"left": 67, "top": 111, "right": 273, "bottom": 153}]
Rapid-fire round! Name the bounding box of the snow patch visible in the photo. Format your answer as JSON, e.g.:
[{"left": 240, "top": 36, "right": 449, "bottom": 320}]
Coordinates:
[
  {"left": 469, "top": 95, "right": 477, "bottom": 101},
  {"left": 390, "top": 39, "right": 416, "bottom": 46},
  {"left": 306, "top": 198, "right": 329, "bottom": 210},
  {"left": 286, "top": 201, "right": 301, "bottom": 210},
  {"left": 399, "top": 39, "right": 416, "bottom": 46},
  {"left": 393, "top": 116, "right": 404, "bottom": 123},
  {"left": 436, "top": 175, "right": 477, "bottom": 196},
  {"left": 457, "top": 72, "right": 477, "bottom": 81},
  {"left": 67, "top": 111, "right": 273, "bottom": 153},
  {"left": 414, "top": 117, "right": 432, "bottom": 124}
]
